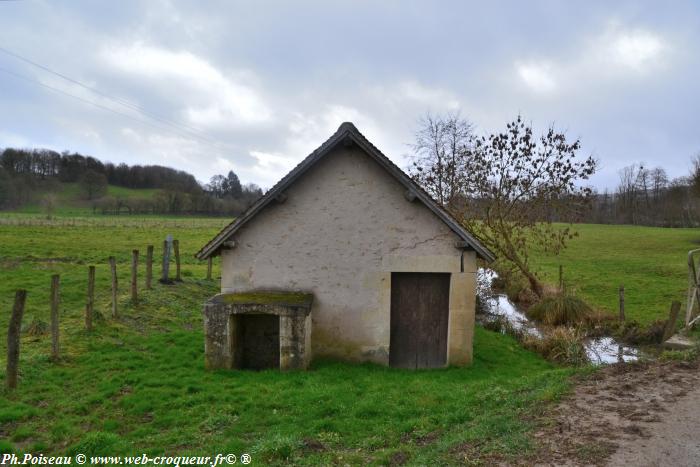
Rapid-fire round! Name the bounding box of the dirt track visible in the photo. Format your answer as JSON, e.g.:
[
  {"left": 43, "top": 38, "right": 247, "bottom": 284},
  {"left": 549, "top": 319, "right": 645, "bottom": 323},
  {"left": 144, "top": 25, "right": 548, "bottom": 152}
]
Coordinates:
[{"left": 532, "top": 360, "right": 700, "bottom": 466}]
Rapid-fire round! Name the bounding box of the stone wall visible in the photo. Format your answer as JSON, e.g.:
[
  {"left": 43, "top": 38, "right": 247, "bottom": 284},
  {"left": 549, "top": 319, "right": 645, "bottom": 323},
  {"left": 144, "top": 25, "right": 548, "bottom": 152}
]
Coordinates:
[{"left": 203, "top": 293, "right": 312, "bottom": 370}]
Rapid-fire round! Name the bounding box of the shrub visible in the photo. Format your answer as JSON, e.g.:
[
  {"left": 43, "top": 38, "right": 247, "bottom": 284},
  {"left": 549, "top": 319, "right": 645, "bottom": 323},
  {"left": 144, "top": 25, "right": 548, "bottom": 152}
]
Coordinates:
[
  {"left": 528, "top": 292, "right": 593, "bottom": 326},
  {"left": 522, "top": 327, "right": 588, "bottom": 366}
]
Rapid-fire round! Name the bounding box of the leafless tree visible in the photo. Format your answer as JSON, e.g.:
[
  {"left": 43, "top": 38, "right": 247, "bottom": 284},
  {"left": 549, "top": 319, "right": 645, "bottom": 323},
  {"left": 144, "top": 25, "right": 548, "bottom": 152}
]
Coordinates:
[
  {"left": 691, "top": 153, "right": 700, "bottom": 197},
  {"left": 650, "top": 167, "right": 668, "bottom": 203},
  {"left": 409, "top": 113, "right": 476, "bottom": 207}
]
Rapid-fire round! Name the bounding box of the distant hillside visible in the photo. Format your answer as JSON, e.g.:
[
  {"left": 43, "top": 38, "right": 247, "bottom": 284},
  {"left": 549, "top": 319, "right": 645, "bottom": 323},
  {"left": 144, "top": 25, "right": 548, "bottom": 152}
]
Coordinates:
[
  {"left": 0, "top": 147, "right": 263, "bottom": 215},
  {"left": 10, "top": 181, "right": 163, "bottom": 216}
]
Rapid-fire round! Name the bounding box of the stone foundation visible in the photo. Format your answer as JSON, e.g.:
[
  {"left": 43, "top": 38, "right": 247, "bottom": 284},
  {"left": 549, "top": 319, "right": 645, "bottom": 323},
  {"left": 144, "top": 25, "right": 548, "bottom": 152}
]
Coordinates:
[{"left": 203, "top": 291, "right": 313, "bottom": 370}]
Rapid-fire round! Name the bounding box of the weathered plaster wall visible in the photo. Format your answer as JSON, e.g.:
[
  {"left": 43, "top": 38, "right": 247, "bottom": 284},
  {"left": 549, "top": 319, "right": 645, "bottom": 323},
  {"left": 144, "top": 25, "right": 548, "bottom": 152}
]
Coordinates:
[{"left": 220, "top": 145, "right": 476, "bottom": 365}]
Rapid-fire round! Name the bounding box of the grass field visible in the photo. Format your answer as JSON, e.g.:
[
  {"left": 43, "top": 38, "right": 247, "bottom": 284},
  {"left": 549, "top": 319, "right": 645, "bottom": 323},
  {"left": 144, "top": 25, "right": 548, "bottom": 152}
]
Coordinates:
[
  {"left": 531, "top": 224, "right": 699, "bottom": 326},
  {"left": 13, "top": 182, "right": 162, "bottom": 216},
  {"left": 0, "top": 215, "right": 575, "bottom": 464},
  {"left": 0, "top": 217, "right": 694, "bottom": 462}
]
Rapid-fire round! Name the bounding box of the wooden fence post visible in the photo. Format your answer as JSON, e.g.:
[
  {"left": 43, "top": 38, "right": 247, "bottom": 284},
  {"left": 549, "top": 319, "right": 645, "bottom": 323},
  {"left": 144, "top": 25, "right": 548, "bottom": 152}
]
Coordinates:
[
  {"left": 173, "top": 239, "right": 181, "bottom": 281},
  {"left": 558, "top": 265, "right": 564, "bottom": 292},
  {"left": 161, "top": 240, "right": 170, "bottom": 283},
  {"left": 109, "top": 256, "right": 118, "bottom": 318},
  {"left": 619, "top": 285, "right": 625, "bottom": 322},
  {"left": 662, "top": 301, "right": 682, "bottom": 342},
  {"left": 207, "top": 257, "right": 212, "bottom": 280},
  {"left": 7, "top": 290, "right": 27, "bottom": 390},
  {"left": 50, "top": 274, "right": 60, "bottom": 361},
  {"left": 146, "top": 245, "right": 154, "bottom": 290},
  {"left": 131, "top": 250, "right": 139, "bottom": 303},
  {"left": 86, "top": 266, "right": 95, "bottom": 331}
]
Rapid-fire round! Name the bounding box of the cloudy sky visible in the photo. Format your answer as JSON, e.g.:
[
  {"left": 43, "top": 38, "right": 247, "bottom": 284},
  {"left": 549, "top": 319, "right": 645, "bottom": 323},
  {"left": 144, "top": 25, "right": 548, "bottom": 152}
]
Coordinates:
[{"left": 1, "top": 1, "right": 699, "bottom": 190}]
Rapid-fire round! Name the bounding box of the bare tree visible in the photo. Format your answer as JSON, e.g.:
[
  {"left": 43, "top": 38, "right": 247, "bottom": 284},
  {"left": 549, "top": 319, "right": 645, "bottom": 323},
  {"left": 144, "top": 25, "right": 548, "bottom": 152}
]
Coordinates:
[
  {"left": 409, "top": 113, "right": 475, "bottom": 207},
  {"left": 692, "top": 153, "right": 700, "bottom": 197},
  {"left": 617, "top": 164, "right": 641, "bottom": 224},
  {"left": 635, "top": 165, "right": 651, "bottom": 211},
  {"left": 650, "top": 167, "right": 668, "bottom": 204}
]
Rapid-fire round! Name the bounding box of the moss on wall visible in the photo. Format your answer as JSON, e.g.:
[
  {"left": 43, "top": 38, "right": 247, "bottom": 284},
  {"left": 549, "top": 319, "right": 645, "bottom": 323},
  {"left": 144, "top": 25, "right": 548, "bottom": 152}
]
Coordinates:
[{"left": 215, "top": 291, "right": 313, "bottom": 307}]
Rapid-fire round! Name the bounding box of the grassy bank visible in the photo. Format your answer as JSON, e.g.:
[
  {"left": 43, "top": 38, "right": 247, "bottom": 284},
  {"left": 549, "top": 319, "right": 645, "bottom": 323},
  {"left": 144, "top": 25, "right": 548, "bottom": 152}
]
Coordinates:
[
  {"left": 0, "top": 215, "right": 573, "bottom": 464},
  {"left": 529, "top": 224, "right": 698, "bottom": 326}
]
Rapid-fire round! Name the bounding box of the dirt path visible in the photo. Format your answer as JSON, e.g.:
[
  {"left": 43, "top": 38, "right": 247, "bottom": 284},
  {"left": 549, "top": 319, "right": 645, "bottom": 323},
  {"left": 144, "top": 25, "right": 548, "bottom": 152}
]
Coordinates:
[
  {"left": 532, "top": 360, "right": 700, "bottom": 466},
  {"left": 608, "top": 385, "right": 700, "bottom": 466}
]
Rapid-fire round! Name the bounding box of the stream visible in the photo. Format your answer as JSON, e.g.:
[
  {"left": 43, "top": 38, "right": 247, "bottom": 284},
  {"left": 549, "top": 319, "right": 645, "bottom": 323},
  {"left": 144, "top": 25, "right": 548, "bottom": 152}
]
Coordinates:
[{"left": 476, "top": 269, "right": 641, "bottom": 364}]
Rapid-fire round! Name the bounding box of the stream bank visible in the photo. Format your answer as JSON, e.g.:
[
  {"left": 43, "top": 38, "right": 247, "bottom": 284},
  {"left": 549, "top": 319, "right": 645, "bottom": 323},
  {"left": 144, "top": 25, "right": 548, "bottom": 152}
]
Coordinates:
[{"left": 476, "top": 269, "right": 644, "bottom": 365}]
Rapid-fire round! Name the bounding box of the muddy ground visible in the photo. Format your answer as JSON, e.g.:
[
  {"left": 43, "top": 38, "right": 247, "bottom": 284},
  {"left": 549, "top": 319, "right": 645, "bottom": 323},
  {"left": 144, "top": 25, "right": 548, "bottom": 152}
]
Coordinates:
[{"left": 530, "top": 360, "right": 700, "bottom": 466}]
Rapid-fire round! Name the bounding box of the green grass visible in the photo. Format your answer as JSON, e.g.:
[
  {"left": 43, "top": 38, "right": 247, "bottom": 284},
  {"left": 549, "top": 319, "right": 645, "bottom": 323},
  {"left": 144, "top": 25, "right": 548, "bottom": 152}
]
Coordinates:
[
  {"left": 0, "top": 215, "right": 573, "bottom": 464},
  {"left": 13, "top": 182, "right": 162, "bottom": 216},
  {"left": 531, "top": 224, "right": 699, "bottom": 325}
]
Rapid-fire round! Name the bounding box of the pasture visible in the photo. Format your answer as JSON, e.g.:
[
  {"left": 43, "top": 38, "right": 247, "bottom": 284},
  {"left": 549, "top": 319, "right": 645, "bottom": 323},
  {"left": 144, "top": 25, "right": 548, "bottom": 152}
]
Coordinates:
[
  {"left": 10, "top": 182, "right": 163, "bottom": 217},
  {"left": 532, "top": 224, "right": 698, "bottom": 325},
  {"left": 0, "top": 216, "right": 692, "bottom": 463}
]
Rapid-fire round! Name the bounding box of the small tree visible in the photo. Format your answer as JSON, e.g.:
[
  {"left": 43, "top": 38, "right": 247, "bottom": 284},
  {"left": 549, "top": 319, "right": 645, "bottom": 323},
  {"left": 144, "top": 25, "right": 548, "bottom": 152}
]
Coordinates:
[
  {"left": 465, "top": 116, "right": 596, "bottom": 296},
  {"left": 411, "top": 114, "right": 597, "bottom": 297},
  {"left": 79, "top": 169, "right": 108, "bottom": 200}
]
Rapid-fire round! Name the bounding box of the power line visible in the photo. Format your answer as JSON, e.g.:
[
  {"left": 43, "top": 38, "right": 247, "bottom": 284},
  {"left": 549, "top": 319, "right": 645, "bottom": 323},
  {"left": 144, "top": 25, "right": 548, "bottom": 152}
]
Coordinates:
[
  {"left": 0, "top": 45, "right": 224, "bottom": 146},
  {"left": 0, "top": 66, "right": 231, "bottom": 154}
]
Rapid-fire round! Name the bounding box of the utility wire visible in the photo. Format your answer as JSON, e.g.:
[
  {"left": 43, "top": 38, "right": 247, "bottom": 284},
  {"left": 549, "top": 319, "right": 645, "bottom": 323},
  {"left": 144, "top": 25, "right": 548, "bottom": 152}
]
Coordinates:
[
  {"left": 0, "top": 66, "right": 231, "bottom": 154},
  {"left": 0, "top": 45, "right": 223, "bottom": 146}
]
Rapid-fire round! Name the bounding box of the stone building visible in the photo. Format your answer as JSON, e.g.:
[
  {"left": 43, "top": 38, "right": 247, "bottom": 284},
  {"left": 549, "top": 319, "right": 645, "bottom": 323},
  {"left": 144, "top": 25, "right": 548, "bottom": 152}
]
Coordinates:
[{"left": 196, "top": 122, "right": 494, "bottom": 370}]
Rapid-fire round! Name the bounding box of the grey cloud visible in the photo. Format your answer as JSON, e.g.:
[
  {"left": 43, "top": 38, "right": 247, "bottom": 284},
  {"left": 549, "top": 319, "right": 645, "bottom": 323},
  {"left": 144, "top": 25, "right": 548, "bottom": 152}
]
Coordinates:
[{"left": 1, "top": 0, "right": 699, "bottom": 190}]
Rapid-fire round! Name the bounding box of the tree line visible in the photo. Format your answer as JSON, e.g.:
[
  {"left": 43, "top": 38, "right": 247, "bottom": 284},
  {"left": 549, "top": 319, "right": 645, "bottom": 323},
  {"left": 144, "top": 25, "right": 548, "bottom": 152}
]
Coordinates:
[
  {"left": 586, "top": 161, "right": 700, "bottom": 227},
  {"left": 0, "top": 148, "right": 263, "bottom": 215}
]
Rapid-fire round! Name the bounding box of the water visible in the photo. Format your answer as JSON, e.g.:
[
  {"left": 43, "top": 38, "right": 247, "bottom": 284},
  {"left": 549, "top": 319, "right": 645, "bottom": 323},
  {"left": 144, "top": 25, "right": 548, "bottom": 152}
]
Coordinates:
[{"left": 477, "top": 268, "right": 640, "bottom": 365}]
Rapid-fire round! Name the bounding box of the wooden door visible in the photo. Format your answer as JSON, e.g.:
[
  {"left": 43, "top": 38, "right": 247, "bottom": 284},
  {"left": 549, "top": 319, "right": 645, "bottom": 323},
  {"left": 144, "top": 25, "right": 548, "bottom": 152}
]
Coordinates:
[{"left": 390, "top": 272, "right": 450, "bottom": 369}]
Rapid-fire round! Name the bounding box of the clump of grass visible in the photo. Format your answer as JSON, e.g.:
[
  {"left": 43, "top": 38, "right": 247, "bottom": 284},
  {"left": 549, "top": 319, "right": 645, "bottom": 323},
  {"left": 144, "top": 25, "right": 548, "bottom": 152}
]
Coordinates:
[
  {"left": 481, "top": 316, "right": 589, "bottom": 366},
  {"left": 659, "top": 348, "right": 698, "bottom": 362},
  {"left": 67, "top": 432, "right": 127, "bottom": 456},
  {"left": 522, "top": 327, "right": 588, "bottom": 366},
  {"left": 528, "top": 292, "right": 594, "bottom": 326},
  {"left": 23, "top": 317, "right": 49, "bottom": 336},
  {"left": 252, "top": 434, "right": 302, "bottom": 463}
]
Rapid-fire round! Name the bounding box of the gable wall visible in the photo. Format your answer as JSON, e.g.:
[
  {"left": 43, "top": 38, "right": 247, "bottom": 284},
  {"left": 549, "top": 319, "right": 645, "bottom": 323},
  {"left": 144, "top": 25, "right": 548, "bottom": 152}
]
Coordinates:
[{"left": 220, "top": 144, "right": 476, "bottom": 364}]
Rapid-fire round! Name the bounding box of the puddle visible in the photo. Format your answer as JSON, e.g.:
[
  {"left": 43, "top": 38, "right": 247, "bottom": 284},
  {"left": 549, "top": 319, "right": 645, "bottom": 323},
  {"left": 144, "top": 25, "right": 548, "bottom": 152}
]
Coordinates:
[{"left": 477, "top": 268, "right": 640, "bottom": 365}]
